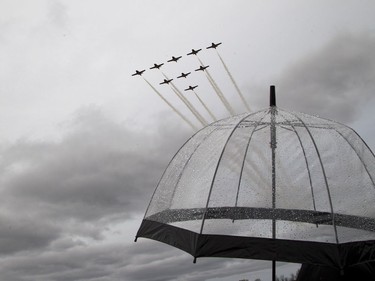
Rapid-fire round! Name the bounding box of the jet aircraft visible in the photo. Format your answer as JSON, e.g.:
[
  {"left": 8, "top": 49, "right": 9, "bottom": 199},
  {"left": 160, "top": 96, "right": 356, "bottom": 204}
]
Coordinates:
[
  {"left": 187, "top": 48, "right": 202, "bottom": 56},
  {"left": 131, "top": 69, "right": 145, "bottom": 76},
  {"left": 195, "top": 65, "right": 209, "bottom": 72},
  {"left": 206, "top": 42, "right": 222, "bottom": 49},
  {"left": 184, "top": 85, "right": 198, "bottom": 91},
  {"left": 150, "top": 63, "right": 164, "bottom": 70},
  {"left": 167, "top": 56, "right": 182, "bottom": 62},
  {"left": 177, "top": 72, "right": 191, "bottom": 79},
  {"left": 159, "top": 78, "right": 173, "bottom": 85}
]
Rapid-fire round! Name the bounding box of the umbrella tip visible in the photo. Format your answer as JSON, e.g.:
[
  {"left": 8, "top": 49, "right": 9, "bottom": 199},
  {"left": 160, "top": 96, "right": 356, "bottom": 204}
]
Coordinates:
[{"left": 270, "top": 85, "right": 276, "bottom": 107}]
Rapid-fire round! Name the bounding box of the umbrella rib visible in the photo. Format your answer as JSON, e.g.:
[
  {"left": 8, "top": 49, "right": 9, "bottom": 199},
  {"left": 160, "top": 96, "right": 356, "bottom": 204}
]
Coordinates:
[
  {"left": 253, "top": 124, "right": 269, "bottom": 132},
  {"left": 278, "top": 111, "right": 317, "bottom": 212},
  {"left": 288, "top": 112, "right": 339, "bottom": 244},
  {"left": 333, "top": 128, "right": 375, "bottom": 188},
  {"left": 167, "top": 126, "right": 220, "bottom": 209},
  {"left": 234, "top": 111, "right": 269, "bottom": 212},
  {"left": 139, "top": 125, "right": 209, "bottom": 223},
  {"left": 198, "top": 112, "right": 256, "bottom": 237}
]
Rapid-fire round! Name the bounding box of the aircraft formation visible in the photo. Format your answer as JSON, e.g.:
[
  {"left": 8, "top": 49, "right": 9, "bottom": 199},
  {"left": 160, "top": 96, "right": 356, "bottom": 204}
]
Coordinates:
[
  {"left": 131, "top": 42, "right": 221, "bottom": 79},
  {"left": 132, "top": 42, "right": 251, "bottom": 130}
]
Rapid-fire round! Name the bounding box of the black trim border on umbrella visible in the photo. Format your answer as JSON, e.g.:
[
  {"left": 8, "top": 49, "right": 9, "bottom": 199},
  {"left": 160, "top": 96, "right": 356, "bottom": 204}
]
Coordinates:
[{"left": 136, "top": 219, "right": 375, "bottom": 270}]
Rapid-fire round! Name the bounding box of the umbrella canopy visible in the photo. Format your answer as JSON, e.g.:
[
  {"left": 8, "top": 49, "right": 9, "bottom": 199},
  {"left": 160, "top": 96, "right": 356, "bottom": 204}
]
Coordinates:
[{"left": 136, "top": 89, "right": 375, "bottom": 273}]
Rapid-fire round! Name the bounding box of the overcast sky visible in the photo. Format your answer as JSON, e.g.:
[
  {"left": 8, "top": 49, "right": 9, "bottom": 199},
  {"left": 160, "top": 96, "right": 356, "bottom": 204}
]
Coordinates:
[{"left": 1, "top": 1, "right": 375, "bottom": 280}]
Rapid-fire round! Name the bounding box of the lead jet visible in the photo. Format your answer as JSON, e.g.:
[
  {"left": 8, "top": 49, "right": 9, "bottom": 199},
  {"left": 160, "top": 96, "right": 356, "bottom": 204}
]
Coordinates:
[
  {"left": 177, "top": 72, "right": 191, "bottom": 79},
  {"left": 187, "top": 48, "right": 202, "bottom": 56},
  {"left": 159, "top": 78, "right": 173, "bottom": 85},
  {"left": 131, "top": 69, "right": 145, "bottom": 76},
  {"left": 184, "top": 85, "right": 198, "bottom": 91},
  {"left": 167, "top": 56, "right": 182, "bottom": 63},
  {"left": 206, "top": 42, "right": 222, "bottom": 49},
  {"left": 195, "top": 65, "right": 209, "bottom": 72},
  {"left": 150, "top": 63, "right": 164, "bottom": 70}
]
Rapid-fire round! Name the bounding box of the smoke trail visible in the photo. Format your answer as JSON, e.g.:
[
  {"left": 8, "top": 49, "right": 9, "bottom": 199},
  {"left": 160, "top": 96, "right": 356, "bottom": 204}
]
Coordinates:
[
  {"left": 196, "top": 57, "right": 236, "bottom": 116},
  {"left": 169, "top": 83, "right": 208, "bottom": 126},
  {"left": 192, "top": 90, "right": 217, "bottom": 122},
  {"left": 142, "top": 77, "right": 197, "bottom": 131},
  {"left": 161, "top": 72, "right": 208, "bottom": 126},
  {"left": 204, "top": 68, "right": 236, "bottom": 116},
  {"left": 216, "top": 50, "right": 251, "bottom": 112}
]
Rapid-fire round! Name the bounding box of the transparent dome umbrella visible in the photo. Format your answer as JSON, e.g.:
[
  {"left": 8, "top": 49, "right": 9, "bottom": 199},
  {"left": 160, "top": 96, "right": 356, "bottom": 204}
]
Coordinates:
[{"left": 135, "top": 86, "right": 375, "bottom": 280}]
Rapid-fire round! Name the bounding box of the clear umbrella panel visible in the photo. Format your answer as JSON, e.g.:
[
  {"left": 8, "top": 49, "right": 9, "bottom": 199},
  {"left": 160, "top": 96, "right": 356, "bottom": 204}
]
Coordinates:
[{"left": 136, "top": 106, "right": 375, "bottom": 271}]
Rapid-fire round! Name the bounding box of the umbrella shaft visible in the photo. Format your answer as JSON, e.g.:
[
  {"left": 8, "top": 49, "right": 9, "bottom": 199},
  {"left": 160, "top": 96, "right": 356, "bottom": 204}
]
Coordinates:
[
  {"left": 271, "top": 106, "right": 277, "bottom": 281},
  {"left": 270, "top": 107, "right": 277, "bottom": 238}
]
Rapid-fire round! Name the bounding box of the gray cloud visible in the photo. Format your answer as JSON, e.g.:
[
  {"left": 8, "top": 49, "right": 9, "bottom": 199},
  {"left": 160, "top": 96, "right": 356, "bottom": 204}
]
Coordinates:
[
  {"left": 0, "top": 106, "right": 279, "bottom": 280},
  {"left": 0, "top": 238, "right": 271, "bottom": 281},
  {"left": 0, "top": 214, "right": 60, "bottom": 256},
  {"left": 271, "top": 33, "right": 375, "bottom": 123},
  {"left": 0, "top": 242, "right": 126, "bottom": 281},
  {"left": 0, "top": 107, "right": 190, "bottom": 257}
]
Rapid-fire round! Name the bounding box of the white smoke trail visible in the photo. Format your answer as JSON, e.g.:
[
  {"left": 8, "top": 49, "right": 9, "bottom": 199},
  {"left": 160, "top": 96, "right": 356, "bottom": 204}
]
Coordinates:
[
  {"left": 196, "top": 57, "right": 236, "bottom": 116},
  {"left": 169, "top": 83, "right": 208, "bottom": 126},
  {"left": 161, "top": 72, "right": 208, "bottom": 126},
  {"left": 216, "top": 50, "right": 251, "bottom": 112},
  {"left": 142, "top": 77, "right": 197, "bottom": 131},
  {"left": 204, "top": 69, "right": 236, "bottom": 116},
  {"left": 192, "top": 90, "right": 217, "bottom": 122}
]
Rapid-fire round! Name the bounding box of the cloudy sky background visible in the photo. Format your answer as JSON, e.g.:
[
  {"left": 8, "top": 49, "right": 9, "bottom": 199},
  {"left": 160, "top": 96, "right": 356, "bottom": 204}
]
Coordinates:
[{"left": 1, "top": 1, "right": 375, "bottom": 280}]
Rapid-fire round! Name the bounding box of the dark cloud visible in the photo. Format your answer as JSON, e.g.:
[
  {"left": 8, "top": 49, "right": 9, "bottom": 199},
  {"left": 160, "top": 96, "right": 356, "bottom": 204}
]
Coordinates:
[
  {"left": 0, "top": 214, "right": 59, "bottom": 255},
  {"left": 0, "top": 242, "right": 126, "bottom": 281},
  {"left": 0, "top": 106, "right": 279, "bottom": 280},
  {"left": 270, "top": 33, "right": 375, "bottom": 123},
  {"left": 0, "top": 107, "right": 190, "bottom": 256},
  {"left": 0, "top": 238, "right": 271, "bottom": 281},
  {"left": 1, "top": 107, "right": 188, "bottom": 218}
]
